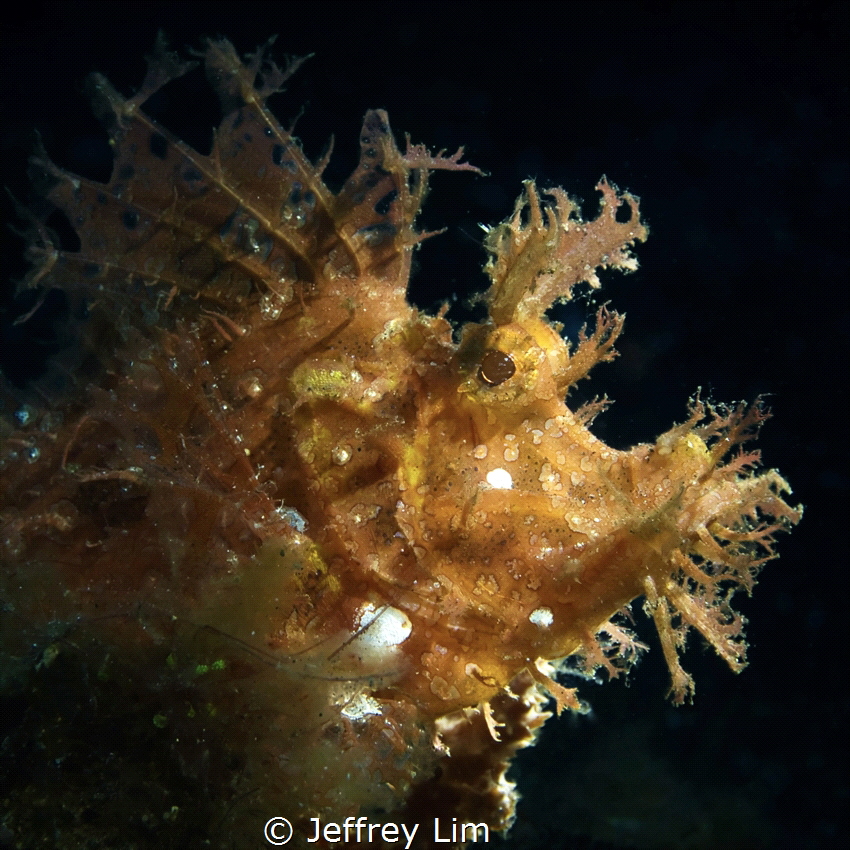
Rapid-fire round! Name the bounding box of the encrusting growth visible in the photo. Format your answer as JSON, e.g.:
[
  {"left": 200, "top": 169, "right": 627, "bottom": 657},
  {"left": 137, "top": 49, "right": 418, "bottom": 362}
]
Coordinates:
[{"left": 0, "top": 36, "right": 800, "bottom": 848}]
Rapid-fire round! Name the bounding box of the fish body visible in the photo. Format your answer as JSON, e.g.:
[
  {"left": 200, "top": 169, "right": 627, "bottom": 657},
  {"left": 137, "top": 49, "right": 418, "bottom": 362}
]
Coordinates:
[{"left": 0, "top": 37, "right": 800, "bottom": 845}]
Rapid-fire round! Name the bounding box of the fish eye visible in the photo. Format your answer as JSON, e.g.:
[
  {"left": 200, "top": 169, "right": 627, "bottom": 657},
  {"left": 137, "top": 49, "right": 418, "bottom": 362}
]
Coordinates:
[{"left": 478, "top": 350, "right": 516, "bottom": 386}]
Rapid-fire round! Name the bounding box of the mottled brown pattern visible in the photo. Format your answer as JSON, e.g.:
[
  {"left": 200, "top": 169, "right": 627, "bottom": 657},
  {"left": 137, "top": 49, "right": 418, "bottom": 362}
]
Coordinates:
[{"left": 1, "top": 37, "right": 800, "bottom": 847}]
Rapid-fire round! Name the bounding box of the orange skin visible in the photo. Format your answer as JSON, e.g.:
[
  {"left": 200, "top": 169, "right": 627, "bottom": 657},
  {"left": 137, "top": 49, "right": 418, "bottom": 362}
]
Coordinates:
[{"left": 1, "top": 37, "right": 800, "bottom": 844}]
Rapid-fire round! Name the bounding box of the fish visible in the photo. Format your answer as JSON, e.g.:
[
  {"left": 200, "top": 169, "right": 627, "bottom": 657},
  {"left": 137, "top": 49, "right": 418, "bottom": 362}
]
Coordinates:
[{"left": 0, "top": 35, "right": 800, "bottom": 847}]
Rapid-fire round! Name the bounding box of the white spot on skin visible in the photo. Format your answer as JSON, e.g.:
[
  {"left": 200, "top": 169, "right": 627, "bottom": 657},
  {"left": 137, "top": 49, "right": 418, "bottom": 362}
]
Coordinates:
[
  {"left": 529, "top": 607, "right": 554, "bottom": 628},
  {"left": 355, "top": 603, "right": 412, "bottom": 647},
  {"left": 340, "top": 693, "right": 383, "bottom": 720},
  {"left": 486, "top": 468, "right": 513, "bottom": 489},
  {"left": 349, "top": 503, "right": 380, "bottom": 526},
  {"left": 539, "top": 462, "right": 562, "bottom": 493},
  {"left": 473, "top": 444, "right": 489, "bottom": 459},
  {"left": 332, "top": 602, "right": 413, "bottom": 677},
  {"left": 275, "top": 505, "right": 307, "bottom": 532},
  {"left": 332, "top": 444, "right": 352, "bottom": 465},
  {"left": 501, "top": 435, "right": 519, "bottom": 462}
]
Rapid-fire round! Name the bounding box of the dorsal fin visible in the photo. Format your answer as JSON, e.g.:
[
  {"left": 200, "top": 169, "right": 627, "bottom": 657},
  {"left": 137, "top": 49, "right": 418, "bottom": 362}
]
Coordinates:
[{"left": 24, "top": 37, "right": 481, "bottom": 324}]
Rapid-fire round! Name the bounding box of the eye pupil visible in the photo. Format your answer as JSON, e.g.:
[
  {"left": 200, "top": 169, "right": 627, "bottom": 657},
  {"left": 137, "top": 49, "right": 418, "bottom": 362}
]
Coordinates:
[{"left": 478, "top": 350, "right": 516, "bottom": 386}]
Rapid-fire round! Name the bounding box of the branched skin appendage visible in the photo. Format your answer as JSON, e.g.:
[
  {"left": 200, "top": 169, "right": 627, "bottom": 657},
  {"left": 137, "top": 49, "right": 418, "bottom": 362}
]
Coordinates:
[{"left": 1, "top": 37, "right": 800, "bottom": 847}]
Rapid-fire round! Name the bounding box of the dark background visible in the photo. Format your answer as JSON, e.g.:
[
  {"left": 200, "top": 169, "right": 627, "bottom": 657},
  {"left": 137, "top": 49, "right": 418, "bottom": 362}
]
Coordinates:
[{"left": 1, "top": 2, "right": 846, "bottom": 848}]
